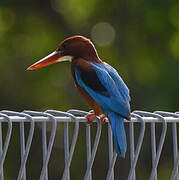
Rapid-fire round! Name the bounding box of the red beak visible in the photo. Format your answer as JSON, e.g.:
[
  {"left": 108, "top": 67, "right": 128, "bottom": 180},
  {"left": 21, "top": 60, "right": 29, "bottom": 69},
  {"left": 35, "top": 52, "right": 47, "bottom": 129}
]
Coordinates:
[{"left": 27, "top": 51, "right": 61, "bottom": 70}]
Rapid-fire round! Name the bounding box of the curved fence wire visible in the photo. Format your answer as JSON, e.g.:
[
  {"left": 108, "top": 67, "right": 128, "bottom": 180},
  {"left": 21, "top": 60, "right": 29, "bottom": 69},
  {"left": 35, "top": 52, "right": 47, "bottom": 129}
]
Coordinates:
[{"left": 0, "top": 109, "right": 178, "bottom": 180}]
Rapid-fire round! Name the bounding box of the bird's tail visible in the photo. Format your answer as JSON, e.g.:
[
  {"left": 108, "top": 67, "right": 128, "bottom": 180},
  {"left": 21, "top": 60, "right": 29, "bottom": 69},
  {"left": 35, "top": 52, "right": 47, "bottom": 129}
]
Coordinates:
[{"left": 109, "top": 111, "right": 127, "bottom": 158}]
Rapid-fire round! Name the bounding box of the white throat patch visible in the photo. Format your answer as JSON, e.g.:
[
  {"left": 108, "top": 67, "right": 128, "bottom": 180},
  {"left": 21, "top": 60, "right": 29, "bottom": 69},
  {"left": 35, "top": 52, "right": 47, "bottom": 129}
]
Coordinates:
[{"left": 57, "top": 56, "right": 73, "bottom": 62}]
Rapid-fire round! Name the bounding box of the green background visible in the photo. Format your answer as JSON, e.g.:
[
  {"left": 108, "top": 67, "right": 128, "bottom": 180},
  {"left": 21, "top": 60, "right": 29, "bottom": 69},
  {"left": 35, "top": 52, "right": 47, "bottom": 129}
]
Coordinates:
[{"left": 0, "top": 0, "right": 179, "bottom": 179}]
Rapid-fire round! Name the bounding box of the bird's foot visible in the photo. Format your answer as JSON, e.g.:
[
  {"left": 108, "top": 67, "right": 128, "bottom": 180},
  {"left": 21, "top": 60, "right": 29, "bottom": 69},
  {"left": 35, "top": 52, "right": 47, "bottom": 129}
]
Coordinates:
[
  {"left": 98, "top": 114, "right": 108, "bottom": 124},
  {"left": 85, "top": 113, "right": 96, "bottom": 125},
  {"left": 85, "top": 113, "right": 109, "bottom": 125}
]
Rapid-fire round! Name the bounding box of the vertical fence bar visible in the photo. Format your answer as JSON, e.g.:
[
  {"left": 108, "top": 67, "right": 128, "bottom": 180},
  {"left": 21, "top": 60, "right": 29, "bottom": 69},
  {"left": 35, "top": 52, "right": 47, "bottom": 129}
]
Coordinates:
[
  {"left": 106, "top": 152, "right": 117, "bottom": 180},
  {"left": 42, "top": 122, "right": 48, "bottom": 180},
  {"left": 149, "top": 116, "right": 167, "bottom": 180},
  {"left": 40, "top": 113, "right": 57, "bottom": 180},
  {"left": 0, "top": 122, "right": 3, "bottom": 180},
  {"left": 22, "top": 111, "right": 58, "bottom": 180},
  {"left": 171, "top": 153, "right": 179, "bottom": 180},
  {"left": 62, "top": 120, "right": 79, "bottom": 180},
  {"left": 0, "top": 113, "right": 12, "bottom": 180},
  {"left": 86, "top": 124, "right": 92, "bottom": 180},
  {"left": 107, "top": 123, "right": 114, "bottom": 180},
  {"left": 151, "top": 122, "right": 157, "bottom": 180},
  {"left": 17, "top": 113, "right": 35, "bottom": 180},
  {"left": 1, "top": 111, "right": 35, "bottom": 180},
  {"left": 133, "top": 111, "right": 167, "bottom": 180},
  {"left": 45, "top": 110, "right": 79, "bottom": 180},
  {"left": 172, "top": 122, "right": 178, "bottom": 180},
  {"left": 129, "top": 122, "right": 135, "bottom": 180},
  {"left": 128, "top": 113, "right": 145, "bottom": 180},
  {"left": 20, "top": 122, "right": 26, "bottom": 180},
  {"left": 154, "top": 111, "right": 179, "bottom": 180},
  {"left": 170, "top": 112, "right": 179, "bottom": 180},
  {"left": 67, "top": 110, "right": 93, "bottom": 180},
  {"left": 106, "top": 122, "right": 117, "bottom": 180},
  {"left": 84, "top": 120, "right": 102, "bottom": 180},
  {"left": 64, "top": 122, "right": 70, "bottom": 180}
]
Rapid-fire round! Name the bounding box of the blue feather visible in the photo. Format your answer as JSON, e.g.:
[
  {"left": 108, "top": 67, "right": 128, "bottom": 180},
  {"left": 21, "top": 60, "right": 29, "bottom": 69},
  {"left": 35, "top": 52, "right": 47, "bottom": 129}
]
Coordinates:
[
  {"left": 75, "top": 61, "right": 130, "bottom": 157},
  {"left": 110, "top": 112, "right": 127, "bottom": 157},
  {"left": 75, "top": 64, "right": 130, "bottom": 118},
  {"left": 92, "top": 62, "right": 130, "bottom": 102}
]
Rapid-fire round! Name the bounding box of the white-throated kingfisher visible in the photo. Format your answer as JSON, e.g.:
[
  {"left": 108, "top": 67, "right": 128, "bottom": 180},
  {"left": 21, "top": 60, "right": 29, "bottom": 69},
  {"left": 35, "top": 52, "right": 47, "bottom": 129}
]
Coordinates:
[{"left": 27, "top": 35, "right": 131, "bottom": 157}]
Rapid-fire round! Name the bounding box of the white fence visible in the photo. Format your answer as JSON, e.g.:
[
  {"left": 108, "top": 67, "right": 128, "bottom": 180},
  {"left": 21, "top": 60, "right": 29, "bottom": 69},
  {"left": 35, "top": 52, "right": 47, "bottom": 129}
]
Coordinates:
[{"left": 0, "top": 110, "right": 178, "bottom": 180}]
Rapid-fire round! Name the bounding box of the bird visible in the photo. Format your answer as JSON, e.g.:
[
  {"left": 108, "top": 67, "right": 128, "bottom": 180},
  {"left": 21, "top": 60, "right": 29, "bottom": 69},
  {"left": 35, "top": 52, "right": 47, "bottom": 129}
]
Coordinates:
[{"left": 27, "top": 35, "right": 131, "bottom": 157}]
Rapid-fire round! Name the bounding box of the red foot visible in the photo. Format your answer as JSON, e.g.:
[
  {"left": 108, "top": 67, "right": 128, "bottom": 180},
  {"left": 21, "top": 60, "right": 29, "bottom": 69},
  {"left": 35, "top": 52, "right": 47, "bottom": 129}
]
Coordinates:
[
  {"left": 99, "top": 114, "right": 108, "bottom": 124},
  {"left": 85, "top": 113, "right": 96, "bottom": 124},
  {"left": 85, "top": 113, "right": 109, "bottom": 124}
]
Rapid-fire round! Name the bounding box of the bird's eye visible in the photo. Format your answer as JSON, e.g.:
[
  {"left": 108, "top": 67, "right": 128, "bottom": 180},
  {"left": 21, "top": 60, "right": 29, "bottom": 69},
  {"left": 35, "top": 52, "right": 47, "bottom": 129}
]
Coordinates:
[
  {"left": 63, "top": 42, "right": 68, "bottom": 49},
  {"left": 56, "top": 41, "right": 68, "bottom": 52}
]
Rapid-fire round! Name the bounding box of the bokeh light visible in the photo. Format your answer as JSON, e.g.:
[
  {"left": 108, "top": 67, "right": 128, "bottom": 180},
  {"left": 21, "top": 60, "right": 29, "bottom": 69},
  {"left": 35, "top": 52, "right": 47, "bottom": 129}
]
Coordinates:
[
  {"left": 91, "top": 22, "right": 116, "bottom": 46},
  {"left": 51, "top": 0, "right": 98, "bottom": 28}
]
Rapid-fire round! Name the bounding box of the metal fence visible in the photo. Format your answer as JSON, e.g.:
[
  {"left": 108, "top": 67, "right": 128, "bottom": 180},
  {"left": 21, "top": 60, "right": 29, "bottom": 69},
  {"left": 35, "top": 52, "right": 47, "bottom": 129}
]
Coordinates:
[{"left": 0, "top": 110, "right": 178, "bottom": 180}]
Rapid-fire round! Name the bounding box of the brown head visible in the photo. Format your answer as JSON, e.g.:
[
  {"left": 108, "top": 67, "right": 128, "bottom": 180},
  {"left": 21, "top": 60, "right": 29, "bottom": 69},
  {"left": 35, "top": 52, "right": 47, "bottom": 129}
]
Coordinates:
[{"left": 27, "top": 35, "right": 100, "bottom": 70}]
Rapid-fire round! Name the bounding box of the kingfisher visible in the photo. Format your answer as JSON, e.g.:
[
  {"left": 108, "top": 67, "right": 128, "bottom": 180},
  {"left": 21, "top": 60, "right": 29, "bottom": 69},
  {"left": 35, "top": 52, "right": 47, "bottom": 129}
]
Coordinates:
[{"left": 27, "top": 35, "right": 131, "bottom": 157}]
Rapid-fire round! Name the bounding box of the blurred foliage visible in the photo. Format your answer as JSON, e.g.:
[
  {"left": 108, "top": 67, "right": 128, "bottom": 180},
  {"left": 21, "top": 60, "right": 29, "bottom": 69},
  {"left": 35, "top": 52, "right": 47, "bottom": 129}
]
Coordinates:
[{"left": 0, "top": 0, "right": 179, "bottom": 179}]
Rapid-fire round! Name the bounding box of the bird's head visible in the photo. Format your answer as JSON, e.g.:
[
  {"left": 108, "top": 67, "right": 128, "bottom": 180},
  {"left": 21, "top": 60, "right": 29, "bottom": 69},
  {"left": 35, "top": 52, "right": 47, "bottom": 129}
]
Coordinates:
[{"left": 27, "top": 35, "right": 100, "bottom": 70}]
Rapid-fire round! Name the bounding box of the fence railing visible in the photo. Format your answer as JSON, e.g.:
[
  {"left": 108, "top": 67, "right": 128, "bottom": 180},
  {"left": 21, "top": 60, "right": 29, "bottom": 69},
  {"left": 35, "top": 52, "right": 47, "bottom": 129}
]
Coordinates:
[{"left": 0, "top": 110, "right": 178, "bottom": 180}]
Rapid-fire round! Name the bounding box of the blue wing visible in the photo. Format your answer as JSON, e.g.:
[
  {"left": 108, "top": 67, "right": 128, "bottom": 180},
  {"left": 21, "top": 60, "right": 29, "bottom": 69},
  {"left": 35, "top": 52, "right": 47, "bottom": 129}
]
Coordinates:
[
  {"left": 93, "top": 62, "right": 130, "bottom": 102},
  {"left": 75, "top": 62, "right": 130, "bottom": 118}
]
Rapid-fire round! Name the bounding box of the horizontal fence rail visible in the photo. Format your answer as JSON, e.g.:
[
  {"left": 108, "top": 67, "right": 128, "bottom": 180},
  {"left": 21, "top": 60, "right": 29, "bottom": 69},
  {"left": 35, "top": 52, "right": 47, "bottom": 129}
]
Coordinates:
[{"left": 0, "top": 110, "right": 178, "bottom": 180}]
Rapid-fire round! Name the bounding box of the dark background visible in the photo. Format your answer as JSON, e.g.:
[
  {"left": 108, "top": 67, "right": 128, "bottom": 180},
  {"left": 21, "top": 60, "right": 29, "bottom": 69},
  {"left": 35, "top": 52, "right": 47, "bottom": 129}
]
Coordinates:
[{"left": 0, "top": 0, "right": 179, "bottom": 179}]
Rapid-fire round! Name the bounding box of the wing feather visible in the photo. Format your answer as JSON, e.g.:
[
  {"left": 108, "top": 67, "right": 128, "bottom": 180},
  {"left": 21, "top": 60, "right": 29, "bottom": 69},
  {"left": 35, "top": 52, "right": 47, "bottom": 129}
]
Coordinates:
[{"left": 75, "top": 62, "right": 130, "bottom": 118}]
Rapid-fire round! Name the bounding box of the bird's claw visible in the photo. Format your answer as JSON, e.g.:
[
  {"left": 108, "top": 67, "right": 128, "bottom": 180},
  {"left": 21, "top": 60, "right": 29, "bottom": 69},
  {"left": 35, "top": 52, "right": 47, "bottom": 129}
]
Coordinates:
[
  {"left": 98, "top": 114, "right": 108, "bottom": 124},
  {"left": 85, "top": 113, "right": 108, "bottom": 125},
  {"left": 85, "top": 113, "right": 96, "bottom": 125}
]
